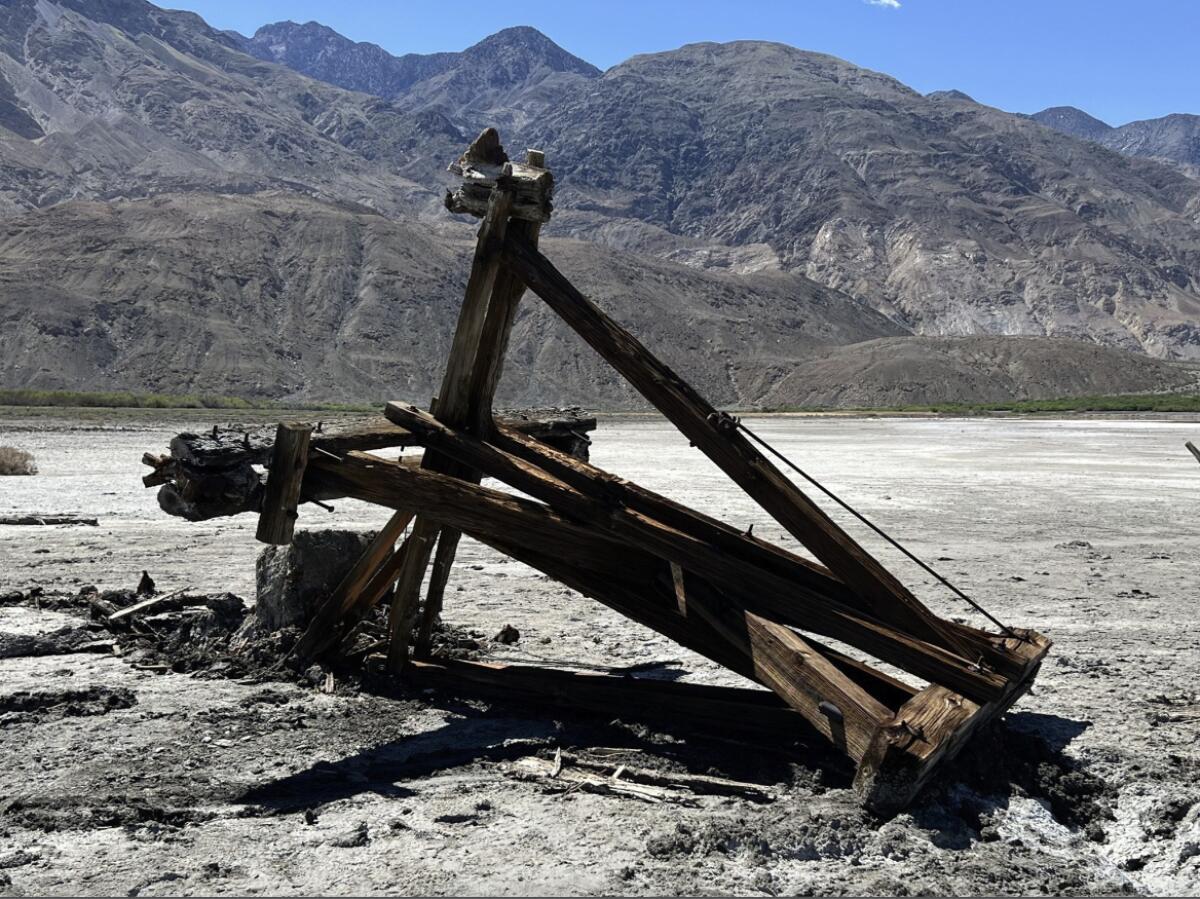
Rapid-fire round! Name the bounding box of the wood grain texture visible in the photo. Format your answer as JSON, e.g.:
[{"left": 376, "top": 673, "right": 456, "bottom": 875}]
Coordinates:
[{"left": 256, "top": 423, "right": 312, "bottom": 545}]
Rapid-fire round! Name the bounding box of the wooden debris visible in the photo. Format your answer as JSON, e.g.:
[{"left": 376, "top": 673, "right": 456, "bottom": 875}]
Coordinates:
[
  {"left": 506, "top": 756, "right": 699, "bottom": 804},
  {"left": 106, "top": 587, "right": 192, "bottom": 623},
  {"left": 140, "top": 127, "right": 1050, "bottom": 816},
  {"left": 1187, "top": 440, "right": 1200, "bottom": 465}
]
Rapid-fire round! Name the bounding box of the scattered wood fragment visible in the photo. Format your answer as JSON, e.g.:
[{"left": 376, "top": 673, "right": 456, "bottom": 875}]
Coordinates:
[
  {"left": 106, "top": 587, "right": 192, "bottom": 623},
  {"left": 505, "top": 754, "right": 774, "bottom": 804},
  {"left": 0, "top": 515, "right": 98, "bottom": 526},
  {"left": 506, "top": 756, "right": 697, "bottom": 804}
]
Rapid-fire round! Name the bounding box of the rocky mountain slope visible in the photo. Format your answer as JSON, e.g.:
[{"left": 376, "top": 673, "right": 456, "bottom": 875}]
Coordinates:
[
  {"left": 230, "top": 22, "right": 1200, "bottom": 360},
  {"left": 4, "top": 191, "right": 1188, "bottom": 408},
  {"left": 519, "top": 45, "right": 1200, "bottom": 359},
  {"left": 1031, "top": 106, "right": 1200, "bottom": 176},
  {"left": 0, "top": 0, "right": 1197, "bottom": 406}
]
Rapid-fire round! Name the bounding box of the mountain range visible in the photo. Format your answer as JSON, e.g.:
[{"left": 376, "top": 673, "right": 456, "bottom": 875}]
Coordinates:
[
  {"left": 1029, "top": 106, "right": 1200, "bottom": 178},
  {"left": 0, "top": 0, "right": 1197, "bottom": 407}
]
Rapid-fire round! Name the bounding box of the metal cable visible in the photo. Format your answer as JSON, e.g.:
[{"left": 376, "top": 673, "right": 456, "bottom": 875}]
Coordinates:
[{"left": 733, "top": 417, "right": 1020, "bottom": 639}]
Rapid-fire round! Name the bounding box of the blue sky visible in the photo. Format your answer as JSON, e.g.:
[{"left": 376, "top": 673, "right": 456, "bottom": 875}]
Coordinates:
[{"left": 171, "top": 0, "right": 1198, "bottom": 126}]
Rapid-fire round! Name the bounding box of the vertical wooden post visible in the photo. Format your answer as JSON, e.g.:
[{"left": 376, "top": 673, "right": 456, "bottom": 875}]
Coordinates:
[
  {"left": 412, "top": 147, "right": 550, "bottom": 659},
  {"left": 256, "top": 422, "right": 312, "bottom": 545},
  {"left": 388, "top": 136, "right": 552, "bottom": 671}
]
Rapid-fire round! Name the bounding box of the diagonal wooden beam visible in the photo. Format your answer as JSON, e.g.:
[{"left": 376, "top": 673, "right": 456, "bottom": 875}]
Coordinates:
[
  {"left": 500, "top": 232, "right": 975, "bottom": 661},
  {"left": 381, "top": 403, "right": 1008, "bottom": 702},
  {"left": 306, "top": 452, "right": 1008, "bottom": 702}
]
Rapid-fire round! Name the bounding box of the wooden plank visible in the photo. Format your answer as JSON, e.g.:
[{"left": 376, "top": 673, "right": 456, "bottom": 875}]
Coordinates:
[
  {"left": 307, "top": 451, "right": 1008, "bottom": 702},
  {"left": 500, "top": 233, "right": 974, "bottom": 660},
  {"left": 256, "top": 422, "right": 312, "bottom": 545}
]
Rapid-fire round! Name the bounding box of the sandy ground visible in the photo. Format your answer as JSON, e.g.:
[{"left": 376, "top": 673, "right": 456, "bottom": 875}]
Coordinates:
[{"left": 1, "top": 409, "right": 1199, "bottom": 896}]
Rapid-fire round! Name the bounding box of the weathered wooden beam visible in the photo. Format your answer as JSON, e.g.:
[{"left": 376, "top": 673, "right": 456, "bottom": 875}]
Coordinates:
[
  {"left": 491, "top": 421, "right": 855, "bottom": 603},
  {"left": 147, "top": 413, "right": 595, "bottom": 523},
  {"left": 853, "top": 628, "right": 1051, "bottom": 815},
  {"left": 416, "top": 147, "right": 553, "bottom": 658},
  {"left": 256, "top": 423, "right": 312, "bottom": 545},
  {"left": 500, "top": 233, "right": 975, "bottom": 661},
  {"left": 165, "top": 414, "right": 593, "bottom": 473}
]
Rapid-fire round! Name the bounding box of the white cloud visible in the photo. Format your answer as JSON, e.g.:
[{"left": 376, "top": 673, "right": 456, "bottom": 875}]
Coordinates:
[{"left": 865, "top": 0, "right": 902, "bottom": 8}]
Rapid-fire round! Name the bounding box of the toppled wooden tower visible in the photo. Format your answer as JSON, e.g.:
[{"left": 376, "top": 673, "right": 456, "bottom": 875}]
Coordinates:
[{"left": 144, "top": 129, "right": 1049, "bottom": 815}]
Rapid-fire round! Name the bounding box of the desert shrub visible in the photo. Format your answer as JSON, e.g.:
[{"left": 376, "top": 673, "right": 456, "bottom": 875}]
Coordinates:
[{"left": 0, "top": 446, "right": 37, "bottom": 475}]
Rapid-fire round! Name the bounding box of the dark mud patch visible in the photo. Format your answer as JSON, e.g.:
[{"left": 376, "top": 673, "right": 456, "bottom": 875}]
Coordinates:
[
  {"left": 941, "top": 719, "right": 1116, "bottom": 836},
  {"left": 0, "top": 625, "right": 113, "bottom": 658},
  {"left": 0, "top": 685, "right": 136, "bottom": 724}
]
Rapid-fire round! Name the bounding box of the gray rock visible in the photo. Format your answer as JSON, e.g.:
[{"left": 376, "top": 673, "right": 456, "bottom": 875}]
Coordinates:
[{"left": 254, "top": 530, "right": 375, "bottom": 631}]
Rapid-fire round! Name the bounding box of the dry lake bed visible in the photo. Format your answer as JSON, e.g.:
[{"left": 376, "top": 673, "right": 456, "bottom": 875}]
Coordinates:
[{"left": 1, "top": 409, "right": 1199, "bottom": 896}]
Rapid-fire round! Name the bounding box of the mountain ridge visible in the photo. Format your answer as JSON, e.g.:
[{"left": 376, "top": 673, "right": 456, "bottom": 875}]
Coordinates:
[{"left": 0, "top": 1, "right": 1197, "bottom": 407}]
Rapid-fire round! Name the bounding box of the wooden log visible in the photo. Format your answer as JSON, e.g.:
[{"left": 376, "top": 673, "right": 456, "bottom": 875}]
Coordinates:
[
  {"left": 1187, "top": 440, "right": 1200, "bottom": 465},
  {"left": 500, "top": 233, "right": 975, "bottom": 661},
  {"left": 853, "top": 628, "right": 1051, "bottom": 815},
  {"left": 256, "top": 423, "right": 312, "bottom": 545},
  {"left": 306, "top": 452, "right": 1008, "bottom": 702}
]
